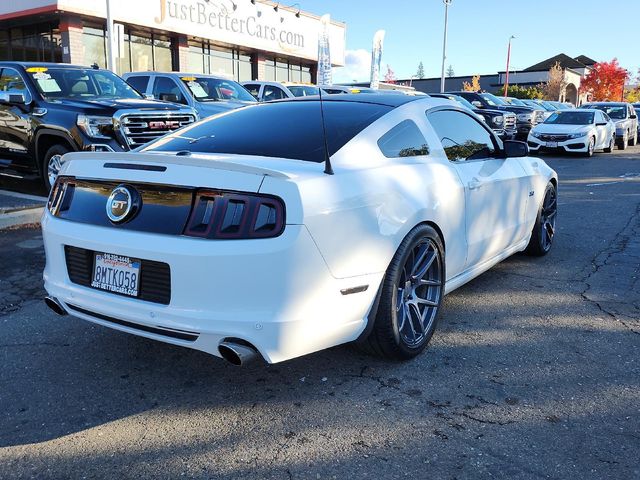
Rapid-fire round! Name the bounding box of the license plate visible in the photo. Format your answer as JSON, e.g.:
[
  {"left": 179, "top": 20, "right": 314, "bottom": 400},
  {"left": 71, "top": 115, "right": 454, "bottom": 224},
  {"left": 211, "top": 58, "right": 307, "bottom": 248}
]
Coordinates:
[
  {"left": 545, "top": 141, "right": 558, "bottom": 148},
  {"left": 91, "top": 253, "right": 141, "bottom": 297}
]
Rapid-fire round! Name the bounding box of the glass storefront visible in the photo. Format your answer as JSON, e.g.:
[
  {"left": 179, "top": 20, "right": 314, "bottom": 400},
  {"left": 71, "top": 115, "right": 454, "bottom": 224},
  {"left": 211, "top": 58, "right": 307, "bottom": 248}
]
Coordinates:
[
  {"left": 0, "top": 23, "right": 62, "bottom": 63},
  {"left": 187, "top": 40, "right": 254, "bottom": 82},
  {"left": 263, "top": 57, "right": 312, "bottom": 83}
]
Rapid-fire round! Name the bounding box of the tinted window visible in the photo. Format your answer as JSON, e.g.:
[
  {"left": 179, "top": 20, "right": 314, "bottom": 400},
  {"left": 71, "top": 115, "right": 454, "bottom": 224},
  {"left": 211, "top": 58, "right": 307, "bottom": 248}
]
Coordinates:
[
  {"left": 152, "top": 76, "right": 186, "bottom": 104},
  {"left": 126, "top": 75, "right": 150, "bottom": 94},
  {"left": 545, "top": 111, "right": 594, "bottom": 125},
  {"left": 378, "top": 120, "right": 430, "bottom": 158},
  {"left": 263, "top": 85, "right": 287, "bottom": 101},
  {"left": 0, "top": 68, "right": 31, "bottom": 102},
  {"left": 141, "top": 100, "right": 392, "bottom": 162},
  {"left": 428, "top": 109, "right": 496, "bottom": 162},
  {"left": 243, "top": 83, "right": 260, "bottom": 99},
  {"left": 29, "top": 68, "right": 139, "bottom": 100}
]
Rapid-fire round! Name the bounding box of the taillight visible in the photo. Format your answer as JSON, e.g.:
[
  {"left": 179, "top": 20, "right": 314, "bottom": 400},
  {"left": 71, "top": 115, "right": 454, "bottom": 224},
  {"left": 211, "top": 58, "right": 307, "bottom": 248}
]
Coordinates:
[
  {"left": 183, "top": 190, "right": 285, "bottom": 239},
  {"left": 47, "top": 176, "right": 75, "bottom": 216}
]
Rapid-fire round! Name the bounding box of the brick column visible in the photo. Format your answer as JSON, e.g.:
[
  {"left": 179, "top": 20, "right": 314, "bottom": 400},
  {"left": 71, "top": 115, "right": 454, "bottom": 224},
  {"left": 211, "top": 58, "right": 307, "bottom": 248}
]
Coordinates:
[
  {"left": 59, "top": 15, "right": 84, "bottom": 65},
  {"left": 176, "top": 35, "right": 189, "bottom": 72},
  {"left": 254, "top": 53, "right": 267, "bottom": 81}
]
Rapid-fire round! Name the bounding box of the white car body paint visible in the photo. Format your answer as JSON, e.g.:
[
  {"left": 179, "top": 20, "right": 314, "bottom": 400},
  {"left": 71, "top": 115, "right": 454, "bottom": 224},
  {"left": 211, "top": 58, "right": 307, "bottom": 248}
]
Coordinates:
[
  {"left": 42, "top": 98, "right": 557, "bottom": 363},
  {"left": 528, "top": 116, "right": 616, "bottom": 154}
]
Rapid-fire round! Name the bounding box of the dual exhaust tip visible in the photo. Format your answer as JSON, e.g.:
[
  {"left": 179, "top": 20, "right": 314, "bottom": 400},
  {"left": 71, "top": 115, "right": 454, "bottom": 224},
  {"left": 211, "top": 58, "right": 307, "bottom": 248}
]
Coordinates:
[{"left": 45, "top": 296, "right": 259, "bottom": 367}]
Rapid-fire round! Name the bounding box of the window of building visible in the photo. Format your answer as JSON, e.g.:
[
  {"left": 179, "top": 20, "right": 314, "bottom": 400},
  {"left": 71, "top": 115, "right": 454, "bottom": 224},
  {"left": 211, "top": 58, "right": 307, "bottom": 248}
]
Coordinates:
[
  {"left": 428, "top": 110, "right": 496, "bottom": 162},
  {"left": 83, "top": 26, "right": 107, "bottom": 68},
  {"left": 188, "top": 41, "right": 253, "bottom": 81},
  {"left": 263, "top": 57, "right": 313, "bottom": 84},
  {"left": 378, "top": 120, "right": 430, "bottom": 158},
  {"left": 0, "top": 23, "right": 62, "bottom": 63}
]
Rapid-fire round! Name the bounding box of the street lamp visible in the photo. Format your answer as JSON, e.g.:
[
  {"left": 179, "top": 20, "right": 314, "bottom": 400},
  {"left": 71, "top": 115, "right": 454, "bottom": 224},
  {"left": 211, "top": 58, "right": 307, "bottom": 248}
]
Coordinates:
[
  {"left": 106, "top": 0, "right": 116, "bottom": 72},
  {"left": 503, "top": 35, "right": 515, "bottom": 97},
  {"left": 440, "top": 0, "right": 452, "bottom": 93},
  {"left": 409, "top": 75, "right": 418, "bottom": 88}
]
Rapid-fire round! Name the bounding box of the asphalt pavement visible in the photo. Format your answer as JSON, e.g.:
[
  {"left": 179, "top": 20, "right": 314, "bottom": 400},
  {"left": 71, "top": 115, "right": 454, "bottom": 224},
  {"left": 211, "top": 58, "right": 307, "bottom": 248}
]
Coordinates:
[{"left": 0, "top": 148, "right": 638, "bottom": 479}]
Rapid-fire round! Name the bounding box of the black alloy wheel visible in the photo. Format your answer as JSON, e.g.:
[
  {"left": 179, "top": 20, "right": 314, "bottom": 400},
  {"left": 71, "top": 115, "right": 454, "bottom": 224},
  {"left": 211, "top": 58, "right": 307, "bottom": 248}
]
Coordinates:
[{"left": 525, "top": 182, "right": 557, "bottom": 256}]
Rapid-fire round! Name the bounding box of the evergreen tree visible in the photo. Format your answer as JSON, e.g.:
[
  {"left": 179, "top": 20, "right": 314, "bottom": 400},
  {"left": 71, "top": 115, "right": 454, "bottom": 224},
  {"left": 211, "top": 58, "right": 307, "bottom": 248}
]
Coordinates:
[
  {"left": 416, "top": 62, "right": 425, "bottom": 79},
  {"left": 446, "top": 65, "right": 455, "bottom": 77}
]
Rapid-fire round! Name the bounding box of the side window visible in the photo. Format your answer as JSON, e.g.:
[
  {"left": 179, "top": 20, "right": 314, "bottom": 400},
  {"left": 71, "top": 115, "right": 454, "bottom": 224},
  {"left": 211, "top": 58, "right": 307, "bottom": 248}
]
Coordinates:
[
  {"left": 428, "top": 109, "right": 496, "bottom": 162},
  {"left": 602, "top": 112, "right": 611, "bottom": 122},
  {"left": 152, "top": 76, "right": 186, "bottom": 104},
  {"left": 378, "top": 120, "right": 430, "bottom": 158},
  {"left": 243, "top": 83, "right": 260, "bottom": 99},
  {"left": 263, "top": 85, "right": 287, "bottom": 101},
  {"left": 0, "top": 68, "right": 31, "bottom": 103},
  {"left": 126, "top": 75, "right": 150, "bottom": 94},
  {"left": 594, "top": 111, "right": 603, "bottom": 123}
]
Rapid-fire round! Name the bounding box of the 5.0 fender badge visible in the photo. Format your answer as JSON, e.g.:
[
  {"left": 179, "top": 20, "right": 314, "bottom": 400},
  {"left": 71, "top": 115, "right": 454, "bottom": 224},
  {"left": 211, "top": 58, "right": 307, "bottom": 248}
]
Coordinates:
[{"left": 106, "top": 185, "right": 141, "bottom": 224}]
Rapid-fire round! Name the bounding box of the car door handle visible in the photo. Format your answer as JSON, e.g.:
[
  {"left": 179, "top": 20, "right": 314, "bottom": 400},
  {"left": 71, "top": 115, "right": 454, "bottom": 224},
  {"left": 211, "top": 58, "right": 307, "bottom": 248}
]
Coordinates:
[{"left": 468, "top": 178, "right": 483, "bottom": 190}]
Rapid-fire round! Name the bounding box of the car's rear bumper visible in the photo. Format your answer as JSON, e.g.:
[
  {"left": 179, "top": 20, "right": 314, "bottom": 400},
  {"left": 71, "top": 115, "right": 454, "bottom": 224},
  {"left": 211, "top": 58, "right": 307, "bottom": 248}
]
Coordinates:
[{"left": 42, "top": 213, "right": 381, "bottom": 363}]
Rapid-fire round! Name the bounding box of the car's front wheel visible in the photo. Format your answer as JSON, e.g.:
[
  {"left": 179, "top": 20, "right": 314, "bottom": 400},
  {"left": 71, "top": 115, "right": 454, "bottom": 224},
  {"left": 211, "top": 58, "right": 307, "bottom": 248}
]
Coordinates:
[
  {"left": 584, "top": 136, "right": 595, "bottom": 157},
  {"left": 525, "top": 182, "right": 557, "bottom": 256},
  {"left": 363, "top": 224, "right": 445, "bottom": 360},
  {"left": 42, "top": 144, "right": 70, "bottom": 192}
]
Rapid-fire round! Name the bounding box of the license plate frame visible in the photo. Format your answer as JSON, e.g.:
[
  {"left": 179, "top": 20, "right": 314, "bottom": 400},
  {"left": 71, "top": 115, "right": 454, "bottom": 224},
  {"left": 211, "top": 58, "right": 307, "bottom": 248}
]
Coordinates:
[
  {"left": 91, "top": 252, "right": 141, "bottom": 298},
  {"left": 545, "top": 141, "right": 558, "bottom": 148}
]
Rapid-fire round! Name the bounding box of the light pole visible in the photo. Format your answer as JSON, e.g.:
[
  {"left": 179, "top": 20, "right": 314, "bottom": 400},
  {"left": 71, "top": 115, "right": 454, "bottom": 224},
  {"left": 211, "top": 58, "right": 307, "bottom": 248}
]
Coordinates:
[
  {"left": 409, "top": 75, "right": 418, "bottom": 88},
  {"left": 440, "top": 0, "right": 452, "bottom": 93},
  {"left": 503, "top": 35, "right": 515, "bottom": 97},
  {"left": 106, "top": 0, "right": 117, "bottom": 72}
]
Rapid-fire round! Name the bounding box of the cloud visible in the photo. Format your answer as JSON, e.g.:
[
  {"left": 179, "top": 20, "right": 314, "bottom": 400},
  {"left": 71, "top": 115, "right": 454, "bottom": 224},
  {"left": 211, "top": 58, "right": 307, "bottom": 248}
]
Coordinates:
[{"left": 333, "top": 49, "right": 371, "bottom": 84}]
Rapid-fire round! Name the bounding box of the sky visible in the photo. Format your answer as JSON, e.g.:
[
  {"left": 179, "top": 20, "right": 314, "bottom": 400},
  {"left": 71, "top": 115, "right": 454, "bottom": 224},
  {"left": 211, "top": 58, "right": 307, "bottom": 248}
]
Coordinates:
[{"left": 301, "top": 0, "right": 640, "bottom": 83}]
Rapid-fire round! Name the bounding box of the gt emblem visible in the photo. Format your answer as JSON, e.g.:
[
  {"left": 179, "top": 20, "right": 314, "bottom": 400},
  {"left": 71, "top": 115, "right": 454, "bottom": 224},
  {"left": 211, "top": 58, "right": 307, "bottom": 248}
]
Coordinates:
[{"left": 106, "top": 185, "right": 141, "bottom": 223}]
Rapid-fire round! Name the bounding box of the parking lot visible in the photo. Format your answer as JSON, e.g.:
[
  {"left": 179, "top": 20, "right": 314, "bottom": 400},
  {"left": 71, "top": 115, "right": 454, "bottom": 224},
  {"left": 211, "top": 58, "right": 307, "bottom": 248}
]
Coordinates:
[{"left": 0, "top": 148, "right": 638, "bottom": 479}]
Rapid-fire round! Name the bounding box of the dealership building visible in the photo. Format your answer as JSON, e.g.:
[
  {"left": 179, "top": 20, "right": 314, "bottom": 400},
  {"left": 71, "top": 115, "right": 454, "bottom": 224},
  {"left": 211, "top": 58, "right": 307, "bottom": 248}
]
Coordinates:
[{"left": 0, "top": 0, "right": 346, "bottom": 83}]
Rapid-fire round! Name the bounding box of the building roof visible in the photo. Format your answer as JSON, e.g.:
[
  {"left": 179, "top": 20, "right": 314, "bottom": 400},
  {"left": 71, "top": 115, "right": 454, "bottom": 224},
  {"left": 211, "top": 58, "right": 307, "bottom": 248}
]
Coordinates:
[
  {"left": 574, "top": 55, "right": 597, "bottom": 66},
  {"left": 524, "top": 53, "right": 590, "bottom": 72}
]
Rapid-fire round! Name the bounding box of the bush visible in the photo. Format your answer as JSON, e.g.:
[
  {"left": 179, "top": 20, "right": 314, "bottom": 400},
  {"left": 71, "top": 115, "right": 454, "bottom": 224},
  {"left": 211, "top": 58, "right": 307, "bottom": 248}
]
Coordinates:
[{"left": 495, "top": 84, "right": 543, "bottom": 99}]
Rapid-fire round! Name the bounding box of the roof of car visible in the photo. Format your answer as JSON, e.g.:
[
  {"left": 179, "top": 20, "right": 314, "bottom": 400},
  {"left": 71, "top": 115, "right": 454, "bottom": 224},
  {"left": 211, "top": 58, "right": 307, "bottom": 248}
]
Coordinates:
[
  {"left": 277, "top": 93, "right": 427, "bottom": 108},
  {"left": 126, "top": 71, "right": 234, "bottom": 80},
  {"left": 0, "top": 62, "right": 102, "bottom": 70},
  {"left": 582, "top": 102, "right": 628, "bottom": 106}
]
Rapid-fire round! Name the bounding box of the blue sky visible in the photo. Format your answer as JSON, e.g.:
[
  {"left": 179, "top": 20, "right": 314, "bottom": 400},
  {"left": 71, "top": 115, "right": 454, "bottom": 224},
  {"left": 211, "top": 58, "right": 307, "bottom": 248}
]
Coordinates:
[{"left": 302, "top": 0, "right": 639, "bottom": 83}]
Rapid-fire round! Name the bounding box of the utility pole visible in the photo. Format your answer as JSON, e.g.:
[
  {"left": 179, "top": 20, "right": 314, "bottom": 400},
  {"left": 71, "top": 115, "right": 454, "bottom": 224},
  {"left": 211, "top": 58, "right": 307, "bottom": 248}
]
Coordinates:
[
  {"left": 440, "top": 0, "right": 452, "bottom": 93},
  {"left": 504, "top": 35, "right": 515, "bottom": 97}
]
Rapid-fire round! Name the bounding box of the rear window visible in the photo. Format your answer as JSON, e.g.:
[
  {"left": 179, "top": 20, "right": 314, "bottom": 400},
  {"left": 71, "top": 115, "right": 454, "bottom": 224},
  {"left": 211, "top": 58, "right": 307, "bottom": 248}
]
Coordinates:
[{"left": 141, "top": 100, "right": 392, "bottom": 162}]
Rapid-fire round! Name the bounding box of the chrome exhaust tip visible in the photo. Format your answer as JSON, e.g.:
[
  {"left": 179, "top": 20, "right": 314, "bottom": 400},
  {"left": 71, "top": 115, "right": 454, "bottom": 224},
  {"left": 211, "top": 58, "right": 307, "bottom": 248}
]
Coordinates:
[
  {"left": 218, "top": 340, "right": 260, "bottom": 367},
  {"left": 44, "top": 296, "right": 67, "bottom": 316}
]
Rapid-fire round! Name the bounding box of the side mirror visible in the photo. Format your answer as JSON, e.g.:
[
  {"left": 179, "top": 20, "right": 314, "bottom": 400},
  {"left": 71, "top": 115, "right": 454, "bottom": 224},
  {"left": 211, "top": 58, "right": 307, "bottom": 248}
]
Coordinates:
[
  {"left": 0, "top": 92, "right": 26, "bottom": 105},
  {"left": 144, "top": 93, "right": 154, "bottom": 100},
  {"left": 471, "top": 100, "right": 482, "bottom": 108},
  {"left": 630, "top": 114, "right": 637, "bottom": 119},
  {"left": 159, "top": 93, "right": 179, "bottom": 103},
  {"left": 503, "top": 140, "right": 529, "bottom": 158}
]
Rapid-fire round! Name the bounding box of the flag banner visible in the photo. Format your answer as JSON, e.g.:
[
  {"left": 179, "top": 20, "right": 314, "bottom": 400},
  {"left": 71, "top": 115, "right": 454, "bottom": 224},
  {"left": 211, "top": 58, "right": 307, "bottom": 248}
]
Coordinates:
[
  {"left": 370, "top": 30, "right": 385, "bottom": 89},
  {"left": 317, "top": 14, "right": 332, "bottom": 86}
]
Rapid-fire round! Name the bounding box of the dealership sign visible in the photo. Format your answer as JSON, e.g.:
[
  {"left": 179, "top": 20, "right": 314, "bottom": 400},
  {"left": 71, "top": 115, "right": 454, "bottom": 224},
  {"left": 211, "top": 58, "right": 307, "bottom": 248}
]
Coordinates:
[{"left": 51, "top": 0, "right": 345, "bottom": 64}]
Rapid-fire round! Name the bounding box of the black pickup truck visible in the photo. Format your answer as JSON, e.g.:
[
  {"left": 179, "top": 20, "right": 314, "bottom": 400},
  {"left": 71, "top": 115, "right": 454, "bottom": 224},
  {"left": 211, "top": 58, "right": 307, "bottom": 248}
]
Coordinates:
[
  {"left": 0, "top": 62, "right": 197, "bottom": 190},
  {"left": 446, "top": 91, "right": 544, "bottom": 140}
]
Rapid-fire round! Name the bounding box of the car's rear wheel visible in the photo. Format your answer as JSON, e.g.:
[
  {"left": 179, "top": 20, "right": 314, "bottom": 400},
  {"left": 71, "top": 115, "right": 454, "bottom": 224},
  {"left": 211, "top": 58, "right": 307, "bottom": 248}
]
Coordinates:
[
  {"left": 42, "top": 144, "right": 70, "bottom": 192},
  {"left": 362, "top": 225, "right": 445, "bottom": 360},
  {"left": 629, "top": 129, "right": 637, "bottom": 146},
  {"left": 604, "top": 135, "right": 614, "bottom": 153},
  {"left": 525, "top": 182, "right": 557, "bottom": 256}
]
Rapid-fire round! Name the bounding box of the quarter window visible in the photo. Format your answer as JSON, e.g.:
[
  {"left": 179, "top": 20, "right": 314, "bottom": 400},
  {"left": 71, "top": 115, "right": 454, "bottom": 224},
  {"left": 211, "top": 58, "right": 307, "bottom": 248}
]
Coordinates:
[
  {"left": 378, "top": 120, "right": 430, "bottom": 158},
  {"left": 428, "top": 110, "right": 496, "bottom": 162},
  {"left": 152, "top": 76, "right": 186, "bottom": 104}
]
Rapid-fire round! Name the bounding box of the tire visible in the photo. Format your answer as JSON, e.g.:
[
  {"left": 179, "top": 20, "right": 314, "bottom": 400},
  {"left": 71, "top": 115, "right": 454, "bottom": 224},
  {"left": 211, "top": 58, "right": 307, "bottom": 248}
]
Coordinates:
[
  {"left": 42, "top": 144, "right": 70, "bottom": 191},
  {"left": 604, "top": 135, "right": 614, "bottom": 153},
  {"left": 583, "top": 136, "right": 595, "bottom": 157},
  {"left": 361, "top": 224, "right": 445, "bottom": 360},
  {"left": 618, "top": 132, "right": 628, "bottom": 150},
  {"left": 629, "top": 129, "right": 637, "bottom": 146},
  {"left": 525, "top": 182, "right": 557, "bottom": 257}
]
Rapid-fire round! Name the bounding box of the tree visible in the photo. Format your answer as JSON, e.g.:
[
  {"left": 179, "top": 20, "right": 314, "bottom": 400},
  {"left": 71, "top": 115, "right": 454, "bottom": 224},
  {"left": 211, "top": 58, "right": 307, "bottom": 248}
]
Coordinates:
[
  {"left": 446, "top": 65, "right": 455, "bottom": 77},
  {"left": 542, "top": 61, "right": 568, "bottom": 101},
  {"left": 580, "top": 58, "right": 629, "bottom": 102},
  {"left": 384, "top": 64, "right": 396, "bottom": 84},
  {"left": 462, "top": 75, "right": 481, "bottom": 92},
  {"left": 495, "top": 84, "right": 543, "bottom": 99},
  {"left": 416, "top": 62, "right": 425, "bottom": 79}
]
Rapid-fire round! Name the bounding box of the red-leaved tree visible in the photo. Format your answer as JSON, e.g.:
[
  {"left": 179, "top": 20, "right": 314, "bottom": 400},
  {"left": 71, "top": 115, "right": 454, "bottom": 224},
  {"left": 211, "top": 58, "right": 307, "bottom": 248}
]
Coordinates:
[
  {"left": 580, "top": 59, "right": 629, "bottom": 101},
  {"left": 384, "top": 65, "right": 396, "bottom": 84}
]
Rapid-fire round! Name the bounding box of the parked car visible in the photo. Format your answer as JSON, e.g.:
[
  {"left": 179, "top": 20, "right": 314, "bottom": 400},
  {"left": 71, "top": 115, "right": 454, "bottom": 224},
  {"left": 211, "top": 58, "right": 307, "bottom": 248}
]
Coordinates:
[
  {"left": 0, "top": 62, "right": 197, "bottom": 190},
  {"left": 579, "top": 102, "right": 638, "bottom": 149},
  {"left": 548, "top": 101, "right": 573, "bottom": 110},
  {"left": 447, "top": 91, "right": 543, "bottom": 139},
  {"left": 633, "top": 103, "right": 640, "bottom": 137},
  {"left": 430, "top": 93, "right": 517, "bottom": 140},
  {"left": 241, "top": 81, "right": 319, "bottom": 101},
  {"left": 528, "top": 109, "right": 616, "bottom": 156},
  {"left": 518, "top": 99, "right": 557, "bottom": 120},
  {"left": 124, "top": 72, "right": 255, "bottom": 118},
  {"left": 42, "top": 95, "right": 557, "bottom": 366}
]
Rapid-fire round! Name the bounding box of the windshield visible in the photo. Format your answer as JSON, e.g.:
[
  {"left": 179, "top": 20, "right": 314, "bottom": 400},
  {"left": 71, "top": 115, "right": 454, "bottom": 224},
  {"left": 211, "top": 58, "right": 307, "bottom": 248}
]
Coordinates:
[
  {"left": 544, "top": 111, "right": 594, "bottom": 125},
  {"left": 588, "top": 105, "right": 626, "bottom": 120},
  {"left": 29, "top": 67, "right": 141, "bottom": 100},
  {"left": 507, "top": 98, "right": 526, "bottom": 106},
  {"left": 451, "top": 95, "right": 476, "bottom": 111},
  {"left": 287, "top": 85, "right": 319, "bottom": 97},
  {"left": 480, "top": 93, "right": 506, "bottom": 106},
  {"left": 180, "top": 76, "right": 256, "bottom": 103}
]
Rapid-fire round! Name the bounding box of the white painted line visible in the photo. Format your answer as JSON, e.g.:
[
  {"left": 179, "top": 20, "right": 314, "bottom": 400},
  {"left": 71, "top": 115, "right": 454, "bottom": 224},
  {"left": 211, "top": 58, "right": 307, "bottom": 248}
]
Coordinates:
[
  {"left": 0, "top": 207, "right": 43, "bottom": 230},
  {"left": 0, "top": 189, "right": 47, "bottom": 202}
]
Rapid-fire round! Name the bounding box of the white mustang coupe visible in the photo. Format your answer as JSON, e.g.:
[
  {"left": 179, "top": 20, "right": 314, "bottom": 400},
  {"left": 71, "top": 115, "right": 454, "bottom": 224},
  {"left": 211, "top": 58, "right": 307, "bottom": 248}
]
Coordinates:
[{"left": 42, "top": 95, "right": 557, "bottom": 365}]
